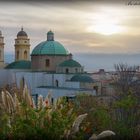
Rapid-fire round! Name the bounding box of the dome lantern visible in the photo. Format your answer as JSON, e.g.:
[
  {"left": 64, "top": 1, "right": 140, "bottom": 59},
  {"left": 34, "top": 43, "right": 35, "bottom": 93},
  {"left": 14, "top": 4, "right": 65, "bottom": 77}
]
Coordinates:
[{"left": 47, "top": 30, "right": 54, "bottom": 41}]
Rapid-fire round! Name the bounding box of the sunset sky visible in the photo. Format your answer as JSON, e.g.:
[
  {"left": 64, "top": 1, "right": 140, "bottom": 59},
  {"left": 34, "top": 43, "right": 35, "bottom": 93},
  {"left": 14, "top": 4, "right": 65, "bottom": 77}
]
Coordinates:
[{"left": 0, "top": 1, "right": 140, "bottom": 71}]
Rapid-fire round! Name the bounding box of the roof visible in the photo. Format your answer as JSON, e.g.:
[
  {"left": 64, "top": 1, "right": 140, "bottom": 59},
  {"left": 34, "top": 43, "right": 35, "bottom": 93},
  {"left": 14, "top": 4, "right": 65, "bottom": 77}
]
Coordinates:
[
  {"left": 47, "top": 30, "right": 54, "bottom": 35},
  {"left": 71, "top": 74, "right": 94, "bottom": 83},
  {"left": 5, "top": 60, "right": 31, "bottom": 69},
  {"left": 31, "top": 40, "right": 69, "bottom": 55},
  {"left": 17, "top": 28, "right": 28, "bottom": 37},
  {"left": 58, "top": 59, "right": 81, "bottom": 67}
]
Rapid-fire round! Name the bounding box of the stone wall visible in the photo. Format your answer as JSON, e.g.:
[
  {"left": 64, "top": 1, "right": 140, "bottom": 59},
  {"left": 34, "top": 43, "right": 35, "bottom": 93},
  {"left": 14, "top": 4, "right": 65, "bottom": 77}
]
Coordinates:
[{"left": 31, "top": 55, "right": 71, "bottom": 71}]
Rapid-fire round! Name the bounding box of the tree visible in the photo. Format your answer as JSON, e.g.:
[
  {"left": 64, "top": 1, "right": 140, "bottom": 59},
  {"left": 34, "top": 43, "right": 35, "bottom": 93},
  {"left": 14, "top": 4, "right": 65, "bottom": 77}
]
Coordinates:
[
  {"left": 113, "top": 63, "right": 140, "bottom": 100},
  {"left": 112, "top": 63, "right": 140, "bottom": 139}
]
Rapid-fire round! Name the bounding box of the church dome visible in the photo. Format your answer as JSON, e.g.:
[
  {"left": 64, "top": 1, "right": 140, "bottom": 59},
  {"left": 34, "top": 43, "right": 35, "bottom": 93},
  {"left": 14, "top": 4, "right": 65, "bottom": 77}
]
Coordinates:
[
  {"left": 31, "top": 31, "right": 69, "bottom": 56},
  {"left": 5, "top": 60, "right": 31, "bottom": 69},
  {"left": 58, "top": 59, "right": 81, "bottom": 67},
  {"left": 17, "top": 27, "right": 28, "bottom": 37},
  {"left": 71, "top": 74, "right": 94, "bottom": 83}
]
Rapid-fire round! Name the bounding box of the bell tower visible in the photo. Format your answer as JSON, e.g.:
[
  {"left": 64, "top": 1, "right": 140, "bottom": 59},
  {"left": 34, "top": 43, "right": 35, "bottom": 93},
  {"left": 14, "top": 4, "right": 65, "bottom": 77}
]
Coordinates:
[
  {"left": 0, "top": 30, "right": 4, "bottom": 68},
  {"left": 15, "top": 27, "right": 30, "bottom": 61}
]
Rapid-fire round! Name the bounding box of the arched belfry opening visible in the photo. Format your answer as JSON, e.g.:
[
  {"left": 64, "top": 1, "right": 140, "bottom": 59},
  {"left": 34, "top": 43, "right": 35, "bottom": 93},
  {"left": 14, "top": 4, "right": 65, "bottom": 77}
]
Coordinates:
[
  {"left": 0, "top": 50, "right": 1, "bottom": 60},
  {"left": 24, "top": 50, "right": 27, "bottom": 60},
  {"left": 17, "top": 51, "right": 19, "bottom": 60}
]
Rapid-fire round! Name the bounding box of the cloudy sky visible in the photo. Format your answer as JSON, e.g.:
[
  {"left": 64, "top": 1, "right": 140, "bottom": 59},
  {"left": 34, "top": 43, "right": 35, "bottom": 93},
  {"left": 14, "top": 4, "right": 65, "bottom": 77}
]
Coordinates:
[{"left": 0, "top": 1, "right": 140, "bottom": 71}]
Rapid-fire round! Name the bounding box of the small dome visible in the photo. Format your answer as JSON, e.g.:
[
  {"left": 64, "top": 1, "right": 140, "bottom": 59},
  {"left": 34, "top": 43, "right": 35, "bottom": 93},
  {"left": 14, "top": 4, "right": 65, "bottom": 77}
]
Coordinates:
[
  {"left": 47, "top": 30, "right": 54, "bottom": 35},
  {"left": 59, "top": 59, "right": 81, "bottom": 67},
  {"left": 32, "top": 41, "right": 69, "bottom": 55},
  {"left": 17, "top": 27, "right": 28, "bottom": 37},
  {"left": 71, "top": 74, "right": 94, "bottom": 83},
  {"left": 5, "top": 60, "right": 31, "bottom": 69}
]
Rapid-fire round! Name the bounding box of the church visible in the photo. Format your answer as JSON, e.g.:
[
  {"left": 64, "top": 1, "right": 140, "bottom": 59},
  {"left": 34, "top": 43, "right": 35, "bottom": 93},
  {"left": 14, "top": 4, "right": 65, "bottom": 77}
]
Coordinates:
[{"left": 0, "top": 28, "right": 100, "bottom": 98}]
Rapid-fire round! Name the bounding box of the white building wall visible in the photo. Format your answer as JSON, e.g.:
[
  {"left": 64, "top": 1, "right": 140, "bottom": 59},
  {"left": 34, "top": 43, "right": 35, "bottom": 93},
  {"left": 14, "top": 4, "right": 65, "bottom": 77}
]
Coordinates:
[
  {"left": 15, "top": 72, "right": 44, "bottom": 92},
  {"left": 44, "top": 74, "right": 74, "bottom": 87},
  {"left": 34, "top": 88, "right": 96, "bottom": 99},
  {"left": 64, "top": 81, "right": 80, "bottom": 89},
  {"left": 0, "top": 70, "right": 96, "bottom": 99},
  {"left": 0, "top": 69, "right": 10, "bottom": 87},
  {"left": 0, "top": 69, "right": 24, "bottom": 87}
]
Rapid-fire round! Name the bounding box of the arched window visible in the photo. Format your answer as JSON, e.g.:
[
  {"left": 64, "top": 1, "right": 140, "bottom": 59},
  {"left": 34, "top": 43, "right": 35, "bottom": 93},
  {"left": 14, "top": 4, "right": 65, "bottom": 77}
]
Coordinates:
[
  {"left": 66, "top": 68, "right": 69, "bottom": 74},
  {"left": 24, "top": 50, "right": 27, "bottom": 60},
  {"left": 46, "top": 59, "right": 50, "bottom": 67},
  {"left": 75, "top": 68, "right": 78, "bottom": 73},
  {"left": 17, "top": 51, "right": 19, "bottom": 60},
  {"left": 93, "top": 86, "right": 98, "bottom": 94},
  {"left": 55, "top": 80, "right": 59, "bottom": 87},
  {"left": 20, "top": 77, "right": 25, "bottom": 89},
  {"left": 0, "top": 50, "right": 1, "bottom": 60}
]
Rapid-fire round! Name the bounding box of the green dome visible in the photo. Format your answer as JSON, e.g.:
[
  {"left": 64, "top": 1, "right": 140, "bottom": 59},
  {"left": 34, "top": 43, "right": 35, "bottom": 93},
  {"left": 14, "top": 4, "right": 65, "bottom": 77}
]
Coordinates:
[
  {"left": 59, "top": 59, "right": 81, "bottom": 67},
  {"left": 71, "top": 74, "right": 94, "bottom": 83},
  {"left": 47, "top": 30, "right": 54, "bottom": 35},
  {"left": 31, "top": 41, "right": 69, "bottom": 55},
  {"left": 5, "top": 60, "right": 31, "bottom": 69}
]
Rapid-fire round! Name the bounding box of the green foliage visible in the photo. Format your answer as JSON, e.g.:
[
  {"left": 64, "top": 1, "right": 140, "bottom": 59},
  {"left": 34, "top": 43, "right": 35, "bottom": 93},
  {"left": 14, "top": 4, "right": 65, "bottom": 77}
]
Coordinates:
[
  {"left": 0, "top": 88, "right": 87, "bottom": 140},
  {"left": 74, "top": 92, "right": 140, "bottom": 140},
  {"left": 112, "top": 92, "right": 139, "bottom": 139},
  {"left": 0, "top": 83, "right": 139, "bottom": 140},
  {"left": 114, "top": 93, "right": 137, "bottom": 109},
  {"left": 74, "top": 94, "right": 112, "bottom": 136},
  {"left": 0, "top": 102, "right": 76, "bottom": 140}
]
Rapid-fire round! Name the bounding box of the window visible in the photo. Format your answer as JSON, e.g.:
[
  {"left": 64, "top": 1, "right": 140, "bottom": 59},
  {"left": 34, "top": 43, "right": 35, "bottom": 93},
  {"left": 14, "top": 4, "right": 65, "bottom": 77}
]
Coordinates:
[
  {"left": 93, "top": 86, "right": 98, "bottom": 94},
  {"left": 66, "top": 68, "right": 69, "bottom": 73},
  {"left": 17, "top": 51, "right": 19, "bottom": 60},
  {"left": 0, "top": 50, "right": 1, "bottom": 59},
  {"left": 24, "top": 50, "right": 27, "bottom": 59},
  {"left": 45, "top": 59, "right": 50, "bottom": 67},
  {"left": 21, "top": 77, "right": 25, "bottom": 89},
  {"left": 55, "top": 80, "right": 59, "bottom": 87},
  {"left": 24, "top": 41, "right": 27, "bottom": 43},
  {"left": 75, "top": 68, "right": 78, "bottom": 73}
]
